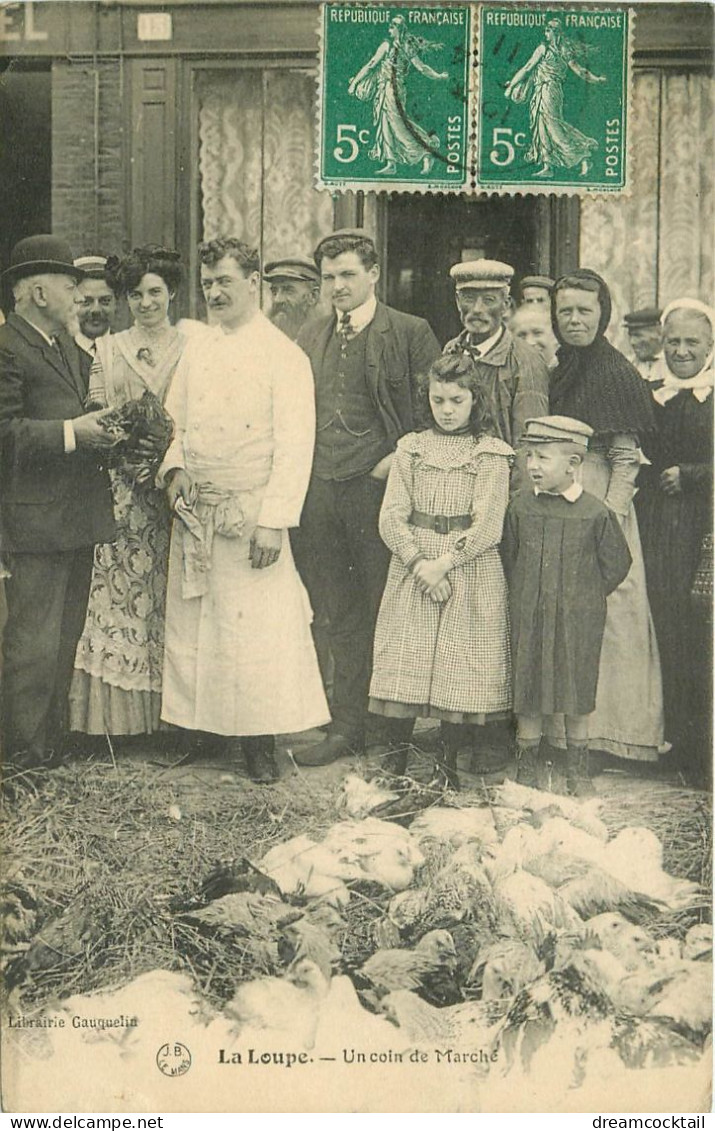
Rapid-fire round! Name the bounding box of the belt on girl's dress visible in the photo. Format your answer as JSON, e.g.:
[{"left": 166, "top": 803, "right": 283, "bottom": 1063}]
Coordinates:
[{"left": 409, "top": 510, "right": 472, "bottom": 534}]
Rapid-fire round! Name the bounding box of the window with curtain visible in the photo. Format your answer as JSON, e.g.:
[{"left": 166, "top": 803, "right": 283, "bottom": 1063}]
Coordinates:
[
  {"left": 196, "top": 67, "right": 334, "bottom": 281},
  {"left": 580, "top": 70, "right": 714, "bottom": 354}
]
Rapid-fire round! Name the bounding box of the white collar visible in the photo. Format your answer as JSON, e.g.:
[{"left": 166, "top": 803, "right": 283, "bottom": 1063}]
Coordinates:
[
  {"left": 535, "top": 481, "right": 584, "bottom": 502},
  {"left": 335, "top": 294, "right": 377, "bottom": 335},
  {"left": 468, "top": 324, "right": 504, "bottom": 358},
  {"left": 75, "top": 330, "right": 107, "bottom": 354},
  {"left": 18, "top": 314, "right": 55, "bottom": 348},
  {"left": 650, "top": 355, "right": 714, "bottom": 405}
]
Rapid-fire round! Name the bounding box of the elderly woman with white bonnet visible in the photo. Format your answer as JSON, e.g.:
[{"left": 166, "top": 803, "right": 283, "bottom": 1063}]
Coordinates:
[{"left": 635, "top": 297, "right": 713, "bottom": 784}]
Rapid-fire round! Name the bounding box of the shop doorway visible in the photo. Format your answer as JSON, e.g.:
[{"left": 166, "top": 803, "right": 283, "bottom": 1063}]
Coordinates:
[
  {"left": 0, "top": 63, "right": 52, "bottom": 285},
  {"left": 386, "top": 194, "right": 544, "bottom": 346}
]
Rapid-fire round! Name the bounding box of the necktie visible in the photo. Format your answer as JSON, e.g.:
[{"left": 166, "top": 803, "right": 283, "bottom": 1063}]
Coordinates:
[{"left": 339, "top": 311, "right": 354, "bottom": 341}]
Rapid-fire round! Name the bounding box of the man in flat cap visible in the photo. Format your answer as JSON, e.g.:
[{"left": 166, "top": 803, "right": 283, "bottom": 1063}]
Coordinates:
[
  {"left": 444, "top": 258, "right": 550, "bottom": 455},
  {"left": 623, "top": 306, "right": 663, "bottom": 381},
  {"left": 0, "top": 235, "right": 116, "bottom": 771},
  {"left": 294, "top": 228, "right": 441, "bottom": 766},
  {"left": 73, "top": 254, "right": 120, "bottom": 358},
  {"left": 264, "top": 256, "right": 321, "bottom": 342},
  {"left": 519, "top": 274, "right": 555, "bottom": 309}
]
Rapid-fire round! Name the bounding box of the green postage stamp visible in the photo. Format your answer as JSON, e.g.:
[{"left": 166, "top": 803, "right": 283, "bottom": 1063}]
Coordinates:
[
  {"left": 477, "top": 7, "right": 630, "bottom": 192},
  {"left": 316, "top": 4, "right": 632, "bottom": 195},
  {"left": 317, "top": 4, "right": 473, "bottom": 192}
]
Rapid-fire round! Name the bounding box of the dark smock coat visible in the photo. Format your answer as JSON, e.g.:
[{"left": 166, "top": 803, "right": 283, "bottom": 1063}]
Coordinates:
[
  {"left": 501, "top": 488, "right": 632, "bottom": 716},
  {"left": 635, "top": 389, "right": 713, "bottom": 755}
]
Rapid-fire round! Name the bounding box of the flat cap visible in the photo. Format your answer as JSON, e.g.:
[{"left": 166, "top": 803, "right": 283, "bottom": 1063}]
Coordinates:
[
  {"left": 74, "top": 254, "right": 108, "bottom": 273},
  {"left": 449, "top": 259, "right": 514, "bottom": 290},
  {"left": 314, "top": 228, "right": 375, "bottom": 259},
  {"left": 623, "top": 306, "right": 662, "bottom": 328},
  {"left": 520, "top": 274, "right": 555, "bottom": 292},
  {"left": 522, "top": 415, "right": 594, "bottom": 449},
  {"left": 263, "top": 256, "right": 320, "bottom": 285}
]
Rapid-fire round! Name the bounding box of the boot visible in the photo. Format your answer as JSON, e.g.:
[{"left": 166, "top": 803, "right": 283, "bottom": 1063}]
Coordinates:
[
  {"left": 514, "top": 741, "right": 540, "bottom": 789},
  {"left": 437, "top": 722, "right": 462, "bottom": 791},
  {"left": 373, "top": 716, "right": 415, "bottom": 776},
  {"left": 243, "top": 735, "right": 280, "bottom": 783},
  {"left": 565, "top": 742, "right": 595, "bottom": 798},
  {"left": 470, "top": 719, "right": 510, "bottom": 775}
]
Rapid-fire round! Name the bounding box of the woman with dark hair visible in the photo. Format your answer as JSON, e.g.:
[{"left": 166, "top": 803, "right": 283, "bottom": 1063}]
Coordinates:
[
  {"left": 547, "top": 268, "right": 664, "bottom": 765},
  {"left": 70, "top": 246, "right": 185, "bottom": 737},
  {"left": 635, "top": 299, "right": 714, "bottom": 783},
  {"left": 367, "top": 353, "right": 514, "bottom": 788}
]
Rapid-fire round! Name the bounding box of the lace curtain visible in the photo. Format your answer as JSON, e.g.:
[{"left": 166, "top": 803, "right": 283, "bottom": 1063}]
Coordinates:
[
  {"left": 580, "top": 71, "right": 714, "bottom": 353},
  {"left": 196, "top": 68, "right": 334, "bottom": 272}
]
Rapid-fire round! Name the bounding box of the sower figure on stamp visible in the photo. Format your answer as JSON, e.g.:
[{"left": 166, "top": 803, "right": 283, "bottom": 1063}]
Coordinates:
[
  {"left": 0, "top": 236, "right": 116, "bottom": 771},
  {"left": 294, "top": 228, "right": 441, "bottom": 767},
  {"left": 158, "top": 238, "right": 329, "bottom": 783}
]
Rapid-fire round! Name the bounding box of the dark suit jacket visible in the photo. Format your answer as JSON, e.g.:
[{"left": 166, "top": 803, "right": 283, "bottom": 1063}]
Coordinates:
[
  {"left": 0, "top": 312, "right": 115, "bottom": 553},
  {"left": 296, "top": 301, "right": 441, "bottom": 447}
]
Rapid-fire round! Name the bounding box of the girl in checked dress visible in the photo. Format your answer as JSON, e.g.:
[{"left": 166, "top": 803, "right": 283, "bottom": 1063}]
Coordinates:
[{"left": 368, "top": 354, "right": 514, "bottom": 789}]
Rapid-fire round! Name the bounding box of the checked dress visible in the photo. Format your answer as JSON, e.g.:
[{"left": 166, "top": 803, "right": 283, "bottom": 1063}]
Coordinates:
[{"left": 369, "top": 429, "right": 514, "bottom": 723}]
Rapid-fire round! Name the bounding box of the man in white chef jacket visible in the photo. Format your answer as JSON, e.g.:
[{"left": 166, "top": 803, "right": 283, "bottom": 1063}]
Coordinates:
[{"left": 158, "top": 237, "right": 329, "bottom": 781}]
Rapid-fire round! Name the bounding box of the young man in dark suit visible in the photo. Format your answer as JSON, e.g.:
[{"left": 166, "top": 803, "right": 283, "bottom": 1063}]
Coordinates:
[
  {"left": 294, "top": 229, "right": 441, "bottom": 766},
  {"left": 0, "top": 235, "right": 117, "bottom": 770}
]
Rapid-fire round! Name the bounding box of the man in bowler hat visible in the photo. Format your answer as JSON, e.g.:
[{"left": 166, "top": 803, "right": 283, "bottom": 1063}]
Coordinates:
[
  {"left": 0, "top": 234, "right": 116, "bottom": 770},
  {"left": 294, "top": 228, "right": 441, "bottom": 766}
]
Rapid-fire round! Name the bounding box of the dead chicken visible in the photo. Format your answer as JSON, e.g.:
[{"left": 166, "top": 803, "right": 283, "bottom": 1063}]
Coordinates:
[{"left": 356, "top": 928, "right": 460, "bottom": 1007}]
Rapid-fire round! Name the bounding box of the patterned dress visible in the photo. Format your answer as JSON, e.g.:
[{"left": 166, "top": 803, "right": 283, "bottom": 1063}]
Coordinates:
[
  {"left": 369, "top": 429, "right": 513, "bottom": 723},
  {"left": 69, "top": 327, "right": 184, "bottom": 734}
]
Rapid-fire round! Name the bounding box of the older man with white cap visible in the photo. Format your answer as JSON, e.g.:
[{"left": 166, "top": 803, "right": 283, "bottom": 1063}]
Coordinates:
[{"left": 444, "top": 258, "right": 550, "bottom": 452}]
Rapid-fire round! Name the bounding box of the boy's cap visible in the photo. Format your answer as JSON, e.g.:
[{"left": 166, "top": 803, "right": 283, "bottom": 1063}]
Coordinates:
[
  {"left": 523, "top": 415, "right": 594, "bottom": 449},
  {"left": 520, "top": 274, "right": 555, "bottom": 292},
  {"left": 450, "top": 259, "right": 514, "bottom": 290}
]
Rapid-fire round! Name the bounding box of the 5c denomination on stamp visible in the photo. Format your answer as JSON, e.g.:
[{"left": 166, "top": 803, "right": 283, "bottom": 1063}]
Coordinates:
[
  {"left": 317, "top": 3, "right": 472, "bottom": 193},
  {"left": 476, "top": 6, "right": 631, "bottom": 193}
]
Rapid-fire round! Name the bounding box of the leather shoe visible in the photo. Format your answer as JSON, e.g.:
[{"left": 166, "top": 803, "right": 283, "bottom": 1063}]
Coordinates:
[
  {"left": 244, "top": 736, "right": 281, "bottom": 783},
  {"left": 294, "top": 732, "right": 362, "bottom": 767}
]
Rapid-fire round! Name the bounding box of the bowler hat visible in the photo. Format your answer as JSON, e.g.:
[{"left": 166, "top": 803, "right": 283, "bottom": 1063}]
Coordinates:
[{"left": 3, "top": 235, "right": 85, "bottom": 284}]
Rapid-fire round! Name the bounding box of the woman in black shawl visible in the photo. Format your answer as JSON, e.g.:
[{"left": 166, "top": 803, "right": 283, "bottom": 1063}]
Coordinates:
[{"left": 546, "top": 268, "right": 665, "bottom": 766}]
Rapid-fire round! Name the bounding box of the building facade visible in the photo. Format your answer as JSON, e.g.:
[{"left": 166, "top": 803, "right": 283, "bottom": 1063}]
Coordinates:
[{"left": 0, "top": 0, "right": 712, "bottom": 347}]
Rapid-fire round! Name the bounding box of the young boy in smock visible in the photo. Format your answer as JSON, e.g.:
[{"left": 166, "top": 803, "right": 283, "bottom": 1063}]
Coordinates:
[{"left": 501, "top": 416, "right": 632, "bottom": 795}]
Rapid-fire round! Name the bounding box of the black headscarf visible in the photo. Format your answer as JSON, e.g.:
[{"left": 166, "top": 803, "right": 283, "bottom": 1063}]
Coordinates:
[{"left": 549, "top": 268, "right": 656, "bottom": 439}]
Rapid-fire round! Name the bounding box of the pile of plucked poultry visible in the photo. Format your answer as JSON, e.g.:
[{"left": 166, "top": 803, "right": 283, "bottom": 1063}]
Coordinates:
[{"left": 3, "top": 772, "right": 712, "bottom": 1111}]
